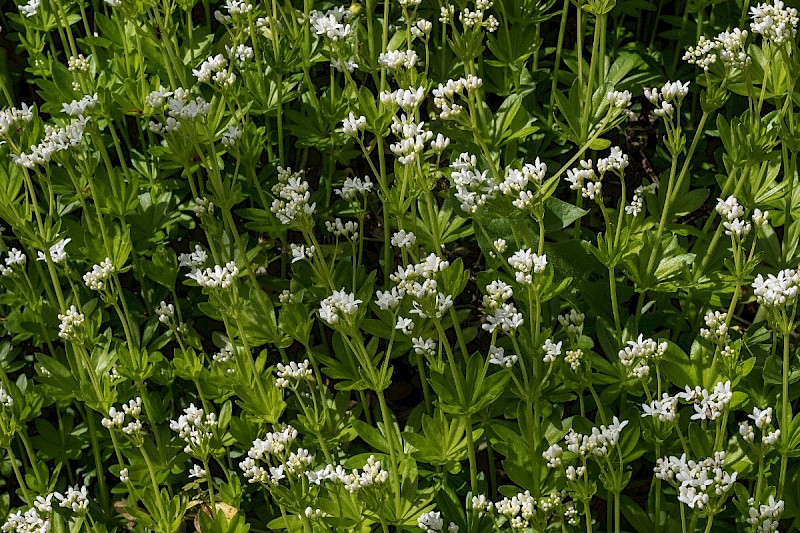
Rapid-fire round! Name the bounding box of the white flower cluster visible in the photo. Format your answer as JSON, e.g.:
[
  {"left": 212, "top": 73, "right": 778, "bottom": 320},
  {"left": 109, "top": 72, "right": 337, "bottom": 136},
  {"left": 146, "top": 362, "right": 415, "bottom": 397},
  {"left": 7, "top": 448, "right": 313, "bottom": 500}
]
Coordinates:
[
  {"left": 342, "top": 112, "right": 367, "bottom": 136},
  {"left": 389, "top": 114, "right": 433, "bottom": 164},
  {"left": 482, "top": 280, "right": 523, "bottom": 334},
  {"left": 290, "top": 243, "right": 315, "bottom": 264},
  {"left": 624, "top": 181, "right": 657, "bottom": 216},
  {"left": 739, "top": 406, "right": 781, "bottom": 447},
  {"left": 433, "top": 75, "right": 483, "bottom": 119},
  {"left": 417, "top": 511, "right": 455, "bottom": 532},
  {"left": 0, "top": 385, "right": 12, "bottom": 408},
  {"left": 275, "top": 360, "right": 314, "bottom": 388},
  {"left": 411, "top": 20, "right": 433, "bottom": 39},
  {"left": 488, "top": 345, "right": 517, "bottom": 368},
  {"left": 319, "top": 289, "right": 362, "bottom": 325},
  {"left": 493, "top": 490, "right": 565, "bottom": 531},
  {"left": 144, "top": 86, "right": 172, "bottom": 108},
  {"left": 193, "top": 54, "right": 236, "bottom": 87},
  {"left": 641, "top": 393, "right": 679, "bottom": 422},
  {"left": 379, "top": 49, "right": 419, "bottom": 70},
  {"left": 459, "top": 0, "right": 499, "bottom": 32},
  {"left": 747, "top": 495, "right": 784, "bottom": 533},
  {"left": 179, "top": 245, "right": 208, "bottom": 268},
  {"left": 644, "top": 81, "right": 691, "bottom": 118},
  {"left": 310, "top": 6, "right": 352, "bottom": 41},
  {"left": 1, "top": 507, "right": 51, "bottom": 533},
  {"left": 606, "top": 90, "right": 632, "bottom": 109},
  {"left": 380, "top": 86, "right": 426, "bottom": 111},
  {"left": 11, "top": 116, "right": 88, "bottom": 168},
  {"left": 699, "top": 310, "right": 730, "bottom": 344},
  {"left": 148, "top": 88, "right": 210, "bottom": 134},
  {"left": 17, "top": 0, "right": 39, "bottom": 17},
  {"left": 101, "top": 398, "right": 144, "bottom": 438},
  {"left": 226, "top": 43, "right": 254, "bottom": 63},
  {"left": 391, "top": 230, "right": 417, "bottom": 249},
  {"left": 305, "top": 455, "right": 389, "bottom": 493},
  {"left": 542, "top": 339, "right": 562, "bottom": 364},
  {"left": 752, "top": 267, "right": 800, "bottom": 308},
  {"left": 558, "top": 309, "right": 585, "bottom": 336},
  {"left": 566, "top": 146, "right": 629, "bottom": 201},
  {"left": 383, "top": 254, "right": 453, "bottom": 319},
  {"left": 684, "top": 29, "right": 751, "bottom": 70},
  {"left": 54, "top": 486, "right": 89, "bottom": 515},
  {"left": 37, "top": 237, "right": 70, "bottom": 264},
  {"left": 335, "top": 175, "right": 373, "bottom": 201},
  {"left": 170, "top": 403, "right": 218, "bottom": 455},
  {"left": 716, "top": 196, "right": 751, "bottom": 238},
  {"left": 61, "top": 94, "right": 98, "bottom": 116},
  {"left": 0, "top": 103, "right": 33, "bottom": 137},
  {"left": 270, "top": 166, "right": 316, "bottom": 225},
  {"left": 240, "top": 426, "right": 305, "bottom": 484},
  {"left": 617, "top": 334, "right": 667, "bottom": 379},
  {"left": 508, "top": 248, "right": 547, "bottom": 285},
  {"left": 186, "top": 261, "right": 239, "bottom": 289},
  {"left": 450, "top": 152, "right": 491, "bottom": 213},
  {"left": 57, "top": 305, "right": 84, "bottom": 341},
  {"left": 221, "top": 0, "right": 252, "bottom": 18},
  {"left": 750, "top": 1, "right": 798, "bottom": 44},
  {"left": 156, "top": 301, "right": 175, "bottom": 325},
  {"left": 412, "top": 337, "right": 436, "bottom": 357},
  {"left": 221, "top": 125, "right": 241, "bottom": 146},
  {"left": 0, "top": 248, "right": 26, "bottom": 276},
  {"left": 326, "top": 218, "right": 359, "bottom": 239},
  {"left": 498, "top": 159, "right": 547, "bottom": 210},
  {"left": 83, "top": 257, "right": 114, "bottom": 291},
  {"left": 679, "top": 381, "right": 733, "bottom": 421},
  {"left": 562, "top": 416, "right": 629, "bottom": 460},
  {"left": 654, "top": 451, "right": 737, "bottom": 509}
]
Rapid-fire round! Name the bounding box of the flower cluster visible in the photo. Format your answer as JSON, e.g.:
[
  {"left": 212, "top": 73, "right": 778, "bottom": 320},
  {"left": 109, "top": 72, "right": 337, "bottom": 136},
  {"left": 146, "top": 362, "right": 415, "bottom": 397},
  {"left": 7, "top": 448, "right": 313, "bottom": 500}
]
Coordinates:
[
  {"left": 752, "top": 267, "right": 800, "bottom": 308},
  {"left": 186, "top": 261, "right": 239, "bottom": 289},
  {"left": 275, "top": 360, "right": 314, "bottom": 388},
  {"left": 169, "top": 404, "right": 218, "bottom": 456},
  {"left": 655, "top": 451, "right": 737, "bottom": 509},
  {"left": 739, "top": 406, "right": 781, "bottom": 447},
  {"left": 57, "top": 305, "right": 84, "bottom": 341},
  {"left": 270, "top": 167, "right": 316, "bottom": 225},
  {"left": 508, "top": 248, "right": 547, "bottom": 285},
  {"left": 450, "top": 152, "right": 492, "bottom": 213},
  {"left": 319, "top": 289, "right": 362, "bottom": 325},
  {"left": 11, "top": 116, "right": 89, "bottom": 168},
  {"left": 101, "top": 398, "right": 144, "bottom": 440},
  {"left": 644, "top": 81, "right": 691, "bottom": 118},
  {"left": 37, "top": 238, "right": 70, "bottom": 264},
  {"left": 306, "top": 455, "right": 389, "bottom": 493},
  {"left": 193, "top": 54, "right": 236, "bottom": 87},
  {"left": 750, "top": 1, "right": 798, "bottom": 44},
  {"left": 716, "top": 196, "right": 751, "bottom": 238},
  {"left": 617, "top": 335, "right": 667, "bottom": 378},
  {"left": 684, "top": 29, "right": 750, "bottom": 70},
  {"left": 747, "top": 495, "right": 784, "bottom": 532},
  {"left": 83, "top": 258, "right": 115, "bottom": 291},
  {"left": 432, "top": 76, "right": 483, "bottom": 119}
]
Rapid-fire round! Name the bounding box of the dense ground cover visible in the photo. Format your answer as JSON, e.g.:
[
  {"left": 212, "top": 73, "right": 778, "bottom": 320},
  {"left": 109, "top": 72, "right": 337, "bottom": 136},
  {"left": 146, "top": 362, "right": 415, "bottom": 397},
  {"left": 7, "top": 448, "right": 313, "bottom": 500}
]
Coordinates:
[{"left": 1, "top": 0, "right": 800, "bottom": 531}]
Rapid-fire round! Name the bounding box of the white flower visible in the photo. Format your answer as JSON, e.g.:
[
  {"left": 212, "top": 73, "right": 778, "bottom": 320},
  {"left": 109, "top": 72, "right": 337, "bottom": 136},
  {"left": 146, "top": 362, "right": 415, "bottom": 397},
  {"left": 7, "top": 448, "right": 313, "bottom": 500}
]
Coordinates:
[
  {"left": 188, "top": 464, "right": 207, "bottom": 480},
  {"left": 750, "top": 1, "right": 798, "bottom": 43},
  {"left": 542, "top": 444, "right": 563, "bottom": 467},
  {"left": 54, "top": 486, "right": 89, "bottom": 515},
  {"left": 186, "top": 261, "right": 240, "bottom": 289},
  {"left": 342, "top": 112, "right": 367, "bottom": 136},
  {"left": 391, "top": 230, "right": 417, "bottom": 248},
  {"left": 271, "top": 167, "right": 316, "bottom": 224},
  {"left": 395, "top": 316, "right": 414, "bottom": 335},
  {"left": 290, "top": 243, "right": 315, "bottom": 263},
  {"left": 417, "top": 511, "right": 444, "bottom": 532},
  {"left": 335, "top": 176, "right": 374, "bottom": 200},
  {"left": 542, "top": 339, "right": 562, "bottom": 363},
  {"left": 169, "top": 404, "right": 218, "bottom": 455},
  {"left": 752, "top": 268, "right": 800, "bottom": 308},
  {"left": 747, "top": 495, "right": 784, "bottom": 532},
  {"left": 17, "top": 0, "right": 39, "bottom": 17},
  {"left": 412, "top": 337, "right": 436, "bottom": 357},
  {"left": 508, "top": 248, "right": 546, "bottom": 284},
  {"left": 57, "top": 305, "right": 85, "bottom": 340},
  {"left": 178, "top": 244, "right": 208, "bottom": 268},
  {"left": 319, "top": 289, "right": 362, "bottom": 325},
  {"left": 379, "top": 49, "right": 419, "bottom": 70},
  {"left": 488, "top": 345, "right": 517, "bottom": 368},
  {"left": 37, "top": 238, "right": 71, "bottom": 263},
  {"left": 275, "top": 360, "right": 314, "bottom": 389},
  {"left": 641, "top": 393, "right": 678, "bottom": 423},
  {"left": 310, "top": 6, "right": 352, "bottom": 41},
  {"left": 607, "top": 90, "right": 632, "bottom": 108},
  {"left": 221, "top": 125, "right": 242, "bottom": 146},
  {"left": 83, "top": 258, "right": 115, "bottom": 291},
  {"left": 0, "top": 385, "right": 12, "bottom": 408},
  {"left": 156, "top": 301, "right": 175, "bottom": 324}
]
